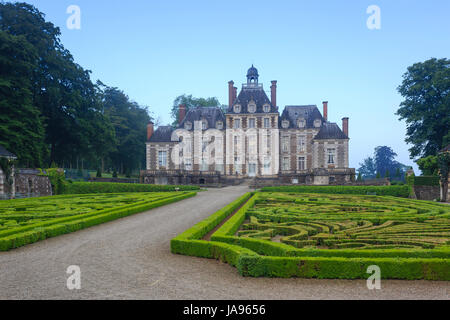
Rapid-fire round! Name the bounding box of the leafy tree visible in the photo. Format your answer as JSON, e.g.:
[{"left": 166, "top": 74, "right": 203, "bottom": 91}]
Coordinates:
[
  {"left": 385, "top": 169, "right": 390, "bottom": 179},
  {"left": 357, "top": 157, "right": 376, "bottom": 179},
  {"left": 396, "top": 58, "right": 450, "bottom": 159},
  {"left": 416, "top": 155, "right": 439, "bottom": 176},
  {"left": 0, "top": 3, "right": 116, "bottom": 168},
  {"left": 170, "top": 94, "right": 222, "bottom": 126},
  {"left": 356, "top": 172, "right": 363, "bottom": 182},
  {"left": 102, "top": 87, "right": 151, "bottom": 174},
  {"left": 376, "top": 172, "right": 381, "bottom": 179},
  {"left": 0, "top": 30, "right": 46, "bottom": 167}
]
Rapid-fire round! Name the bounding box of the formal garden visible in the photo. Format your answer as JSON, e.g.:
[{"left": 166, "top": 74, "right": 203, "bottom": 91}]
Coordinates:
[
  {"left": 0, "top": 190, "right": 197, "bottom": 251},
  {"left": 171, "top": 186, "right": 450, "bottom": 280}
]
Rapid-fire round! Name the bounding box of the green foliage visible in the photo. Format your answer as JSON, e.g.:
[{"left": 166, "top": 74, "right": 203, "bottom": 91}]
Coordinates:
[
  {"left": 0, "top": 157, "right": 15, "bottom": 190},
  {"left": 407, "top": 176, "right": 440, "bottom": 186},
  {"left": 358, "top": 147, "right": 408, "bottom": 180},
  {"left": 396, "top": 58, "right": 450, "bottom": 158},
  {"left": 96, "top": 168, "right": 102, "bottom": 178},
  {"left": 172, "top": 192, "right": 450, "bottom": 279},
  {"left": 0, "top": 3, "right": 151, "bottom": 171},
  {"left": 62, "top": 182, "right": 200, "bottom": 195},
  {"left": 45, "top": 168, "right": 67, "bottom": 195},
  {"left": 112, "top": 170, "right": 118, "bottom": 178},
  {"left": 356, "top": 172, "right": 362, "bottom": 181},
  {"left": 0, "top": 192, "right": 196, "bottom": 251},
  {"left": 417, "top": 155, "right": 439, "bottom": 176},
  {"left": 0, "top": 30, "right": 46, "bottom": 167},
  {"left": 259, "top": 185, "right": 411, "bottom": 198}
]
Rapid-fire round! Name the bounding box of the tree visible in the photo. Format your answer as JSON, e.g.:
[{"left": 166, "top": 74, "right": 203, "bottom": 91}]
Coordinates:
[
  {"left": 374, "top": 146, "right": 397, "bottom": 177},
  {"left": 357, "top": 157, "right": 376, "bottom": 179},
  {"left": 356, "top": 172, "right": 363, "bottom": 181},
  {"left": 437, "top": 150, "right": 450, "bottom": 202},
  {"left": 396, "top": 58, "right": 450, "bottom": 159},
  {"left": 416, "top": 155, "right": 439, "bottom": 176},
  {"left": 170, "top": 94, "right": 222, "bottom": 126},
  {"left": 102, "top": 87, "right": 152, "bottom": 174},
  {"left": 0, "top": 30, "right": 46, "bottom": 167},
  {"left": 0, "top": 3, "right": 116, "bottom": 168}
]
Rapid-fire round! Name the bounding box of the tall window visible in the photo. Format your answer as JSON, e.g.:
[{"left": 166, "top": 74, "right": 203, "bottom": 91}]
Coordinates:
[
  {"left": 282, "top": 136, "right": 289, "bottom": 152},
  {"left": 327, "top": 148, "right": 336, "bottom": 165},
  {"left": 202, "top": 139, "right": 208, "bottom": 152},
  {"left": 264, "top": 118, "right": 270, "bottom": 128},
  {"left": 249, "top": 118, "right": 256, "bottom": 128},
  {"left": 297, "top": 136, "right": 306, "bottom": 152},
  {"left": 266, "top": 135, "right": 271, "bottom": 151},
  {"left": 234, "top": 119, "right": 241, "bottom": 129},
  {"left": 282, "top": 157, "right": 290, "bottom": 171},
  {"left": 298, "top": 157, "right": 305, "bottom": 171},
  {"left": 158, "top": 151, "right": 167, "bottom": 167},
  {"left": 202, "top": 120, "right": 207, "bottom": 130},
  {"left": 185, "top": 161, "right": 192, "bottom": 171},
  {"left": 264, "top": 157, "right": 271, "bottom": 174}
]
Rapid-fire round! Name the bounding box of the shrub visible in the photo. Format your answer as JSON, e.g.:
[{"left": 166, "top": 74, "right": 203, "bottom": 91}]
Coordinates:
[
  {"left": 62, "top": 182, "right": 200, "bottom": 195},
  {"left": 260, "top": 185, "right": 411, "bottom": 198}
]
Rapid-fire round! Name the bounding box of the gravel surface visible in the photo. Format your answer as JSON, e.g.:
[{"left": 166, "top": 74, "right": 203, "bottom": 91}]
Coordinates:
[{"left": 0, "top": 186, "right": 448, "bottom": 300}]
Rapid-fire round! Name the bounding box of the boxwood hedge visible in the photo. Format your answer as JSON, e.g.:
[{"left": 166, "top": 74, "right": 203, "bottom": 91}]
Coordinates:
[
  {"left": 260, "top": 185, "right": 411, "bottom": 198},
  {"left": 62, "top": 182, "right": 200, "bottom": 194},
  {"left": 171, "top": 192, "right": 450, "bottom": 280}
]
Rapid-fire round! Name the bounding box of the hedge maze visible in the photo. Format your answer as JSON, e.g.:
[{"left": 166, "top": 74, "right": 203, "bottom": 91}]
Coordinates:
[
  {"left": 171, "top": 191, "right": 450, "bottom": 280},
  {"left": 239, "top": 193, "right": 450, "bottom": 250},
  {"left": 0, "top": 191, "right": 196, "bottom": 251}
]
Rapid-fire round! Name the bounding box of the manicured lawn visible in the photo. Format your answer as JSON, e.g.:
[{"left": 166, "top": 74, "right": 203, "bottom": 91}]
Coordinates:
[
  {"left": 171, "top": 192, "right": 450, "bottom": 280},
  {"left": 0, "top": 191, "right": 196, "bottom": 251}
]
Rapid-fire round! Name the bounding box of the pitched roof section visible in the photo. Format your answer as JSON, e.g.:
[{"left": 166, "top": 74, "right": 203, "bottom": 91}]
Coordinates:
[
  {"left": 280, "top": 105, "right": 324, "bottom": 129},
  {"left": 227, "top": 86, "right": 277, "bottom": 114},
  {"left": 178, "top": 106, "right": 226, "bottom": 131},
  {"left": 0, "top": 145, "right": 17, "bottom": 159},
  {"left": 314, "top": 122, "right": 349, "bottom": 140},
  {"left": 149, "top": 126, "right": 174, "bottom": 143}
]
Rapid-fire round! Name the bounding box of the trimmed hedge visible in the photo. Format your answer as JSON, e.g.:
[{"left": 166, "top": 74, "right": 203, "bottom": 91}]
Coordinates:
[
  {"left": 260, "top": 185, "right": 411, "bottom": 198},
  {"left": 62, "top": 182, "right": 200, "bottom": 195},
  {"left": 0, "top": 192, "right": 196, "bottom": 251},
  {"left": 172, "top": 192, "right": 450, "bottom": 280},
  {"left": 407, "top": 176, "right": 440, "bottom": 186}
]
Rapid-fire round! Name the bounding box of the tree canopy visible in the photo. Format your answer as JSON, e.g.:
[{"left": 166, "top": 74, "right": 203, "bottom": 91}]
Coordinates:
[
  {"left": 358, "top": 146, "right": 409, "bottom": 180},
  {"left": 396, "top": 58, "right": 450, "bottom": 159},
  {"left": 0, "top": 3, "right": 152, "bottom": 173}
]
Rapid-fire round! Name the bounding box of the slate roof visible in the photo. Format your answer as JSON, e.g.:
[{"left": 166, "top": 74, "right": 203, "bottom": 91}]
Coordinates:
[
  {"left": 0, "top": 145, "right": 17, "bottom": 159},
  {"left": 227, "top": 86, "right": 277, "bottom": 114},
  {"left": 280, "top": 105, "right": 324, "bottom": 129},
  {"left": 178, "top": 106, "right": 226, "bottom": 131},
  {"left": 314, "top": 122, "right": 349, "bottom": 140},
  {"left": 149, "top": 126, "right": 174, "bottom": 143}
]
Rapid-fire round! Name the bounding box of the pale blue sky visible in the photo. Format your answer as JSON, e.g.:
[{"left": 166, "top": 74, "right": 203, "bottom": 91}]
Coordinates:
[{"left": 12, "top": 0, "right": 450, "bottom": 172}]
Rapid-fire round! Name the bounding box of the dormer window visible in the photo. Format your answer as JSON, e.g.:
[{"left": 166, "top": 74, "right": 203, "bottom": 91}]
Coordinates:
[
  {"left": 297, "top": 118, "right": 306, "bottom": 128},
  {"left": 281, "top": 120, "right": 289, "bottom": 129},
  {"left": 184, "top": 121, "right": 192, "bottom": 130},
  {"left": 234, "top": 104, "right": 241, "bottom": 113},
  {"left": 248, "top": 102, "right": 256, "bottom": 113},
  {"left": 314, "top": 119, "right": 322, "bottom": 128},
  {"left": 263, "top": 104, "right": 270, "bottom": 113},
  {"left": 216, "top": 121, "right": 223, "bottom": 130}
]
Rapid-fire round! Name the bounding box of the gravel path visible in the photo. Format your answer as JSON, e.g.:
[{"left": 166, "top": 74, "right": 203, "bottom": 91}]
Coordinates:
[{"left": 0, "top": 186, "right": 448, "bottom": 300}]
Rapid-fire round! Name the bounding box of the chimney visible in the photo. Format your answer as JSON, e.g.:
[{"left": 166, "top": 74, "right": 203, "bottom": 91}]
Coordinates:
[
  {"left": 179, "top": 104, "right": 186, "bottom": 123},
  {"left": 147, "top": 122, "right": 154, "bottom": 141},
  {"left": 323, "top": 101, "right": 328, "bottom": 121},
  {"left": 342, "top": 117, "right": 349, "bottom": 137},
  {"left": 271, "top": 80, "right": 277, "bottom": 107},
  {"left": 228, "top": 81, "right": 234, "bottom": 107}
]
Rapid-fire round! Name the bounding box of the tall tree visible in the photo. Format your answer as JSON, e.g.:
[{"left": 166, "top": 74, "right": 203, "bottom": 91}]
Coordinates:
[
  {"left": 0, "top": 30, "right": 46, "bottom": 167},
  {"left": 102, "top": 87, "right": 151, "bottom": 173},
  {"left": 0, "top": 2, "right": 113, "bottom": 167},
  {"left": 170, "top": 94, "right": 222, "bottom": 126},
  {"left": 357, "top": 157, "right": 376, "bottom": 179},
  {"left": 396, "top": 58, "right": 450, "bottom": 159}
]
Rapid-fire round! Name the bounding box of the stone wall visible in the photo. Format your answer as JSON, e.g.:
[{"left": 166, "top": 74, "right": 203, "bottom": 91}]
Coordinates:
[
  {"left": 412, "top": 185, "right": 440, "bottom": 201},
  {"left": 14, "top": 169, "right": 52, "bottom": 198}
]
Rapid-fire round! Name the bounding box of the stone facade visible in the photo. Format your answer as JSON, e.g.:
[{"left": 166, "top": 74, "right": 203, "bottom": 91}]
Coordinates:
[
  {"left": 142, "top": 66, "right": 355, "bottom": 186},
  {"left": 0, "top": 168, "right": 52, "bottom": 199}
]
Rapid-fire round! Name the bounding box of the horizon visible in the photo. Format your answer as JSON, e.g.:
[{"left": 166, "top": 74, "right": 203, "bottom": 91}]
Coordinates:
[{"left": 11, "top": 0, "right": 450, "bottom": 173}]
